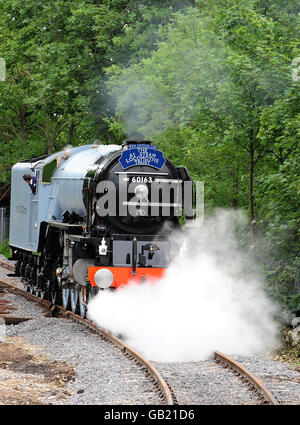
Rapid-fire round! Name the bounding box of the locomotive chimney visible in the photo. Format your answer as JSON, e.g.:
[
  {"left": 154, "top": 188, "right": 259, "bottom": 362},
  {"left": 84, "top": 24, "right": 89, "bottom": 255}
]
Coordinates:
[{"left": 122, "top": 140, "right": 153, "bottom": 148}]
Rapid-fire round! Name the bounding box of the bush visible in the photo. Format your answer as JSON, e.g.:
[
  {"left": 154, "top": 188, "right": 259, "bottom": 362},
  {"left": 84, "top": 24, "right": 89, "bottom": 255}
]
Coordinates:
[
  {"left": 266, "top": 263, "right": 300, "bottom": 314},
  {"left": 0, "top": 239, "right": 11, "bottom": 258}
]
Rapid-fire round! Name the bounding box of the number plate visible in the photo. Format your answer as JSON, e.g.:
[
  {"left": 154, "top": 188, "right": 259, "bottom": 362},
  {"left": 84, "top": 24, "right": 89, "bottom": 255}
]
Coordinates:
[{"left": 129, "top": 176, "right": 153, "bottom": 183}]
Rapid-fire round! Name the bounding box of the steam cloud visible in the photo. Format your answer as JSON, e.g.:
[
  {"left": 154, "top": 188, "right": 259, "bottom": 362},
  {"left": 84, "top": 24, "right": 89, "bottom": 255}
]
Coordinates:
[{"left": 87, "top": 210, "right": 279, "bottom": 361}]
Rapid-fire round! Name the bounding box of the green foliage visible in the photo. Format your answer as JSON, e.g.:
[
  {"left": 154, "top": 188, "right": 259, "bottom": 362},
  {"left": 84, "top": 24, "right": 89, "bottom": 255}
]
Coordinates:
[
  {"left": 0, "top": 0, "right": 150, "bottom": 184},
  {"left": 106, "top": 4, "right": 298, "bottom": 211},
  {"left": 266, "top": 264, "right": 300, "bottom": 313},
  {"left": 0, "top": 0, "right": 194, "bottom": 186},
  {"left": 42, "top": 159, "right": 58, "bottom": 183},
  {"left": 257, "top": 155, "right": 300, "bottom": 255},
  {"left": 0, "top": 240, "right": 11, "bottom": 259}
]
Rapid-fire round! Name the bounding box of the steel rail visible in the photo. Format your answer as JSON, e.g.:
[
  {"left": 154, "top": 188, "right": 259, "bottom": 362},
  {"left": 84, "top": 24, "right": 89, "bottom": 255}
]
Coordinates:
[
  {"left": 0, "top": 274, "right": 175, "bottom": 405},
  {"left": 0, "top": 260, "right": 14, "bottom": 271},
  {"left": 214, "top": 351, "right": 279, "bottom": 405}
]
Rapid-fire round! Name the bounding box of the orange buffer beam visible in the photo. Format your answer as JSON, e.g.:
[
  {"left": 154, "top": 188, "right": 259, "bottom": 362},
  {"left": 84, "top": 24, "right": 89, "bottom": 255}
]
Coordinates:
[{"left": 88, "top": 266, "right": 166, "bottom": 288}]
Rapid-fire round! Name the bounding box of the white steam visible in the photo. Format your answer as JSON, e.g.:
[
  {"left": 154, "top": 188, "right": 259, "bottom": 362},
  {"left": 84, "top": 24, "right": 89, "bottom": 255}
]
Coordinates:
[{"left": 87, "top": 210, "right": 279, "bottom": 361}]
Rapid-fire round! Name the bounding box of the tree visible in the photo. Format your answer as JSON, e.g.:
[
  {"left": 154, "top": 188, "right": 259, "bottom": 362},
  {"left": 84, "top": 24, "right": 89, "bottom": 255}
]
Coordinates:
[
  {"left": 0, "top": 0, "right": 194, "bottom": 185},
  {"left": 106, "top": 3, "right": 298, "bottom": 232}
]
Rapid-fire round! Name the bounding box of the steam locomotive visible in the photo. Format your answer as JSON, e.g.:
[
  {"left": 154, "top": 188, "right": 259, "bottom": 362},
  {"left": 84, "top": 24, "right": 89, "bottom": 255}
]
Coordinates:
[{"left": 9, "top": 141, "right": 194, "bottom": 317}]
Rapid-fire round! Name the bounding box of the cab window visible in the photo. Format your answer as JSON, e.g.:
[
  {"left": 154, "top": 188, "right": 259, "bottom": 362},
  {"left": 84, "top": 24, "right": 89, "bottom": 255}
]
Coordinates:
[{"left": 42, "top": 159, "right": 57, "bottom": 183}]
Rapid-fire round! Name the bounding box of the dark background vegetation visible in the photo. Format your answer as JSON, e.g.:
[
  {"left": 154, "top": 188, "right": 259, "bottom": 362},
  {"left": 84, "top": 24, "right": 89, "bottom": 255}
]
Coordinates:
[{"left": 0, "top": 0, "right": 299, "bottom": 314}]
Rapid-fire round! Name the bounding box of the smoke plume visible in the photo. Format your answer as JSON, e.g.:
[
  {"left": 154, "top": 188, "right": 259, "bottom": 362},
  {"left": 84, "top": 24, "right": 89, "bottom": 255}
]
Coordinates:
[{"left": 87, "top": 210, "right": 279, "bottom": 361}]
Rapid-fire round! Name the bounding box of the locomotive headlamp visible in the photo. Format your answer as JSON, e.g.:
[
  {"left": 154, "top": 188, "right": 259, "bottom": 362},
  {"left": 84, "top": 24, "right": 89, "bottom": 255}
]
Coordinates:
[
  {"left": 94, "top": 268, "right": 114, "bottom": 289},
  {"left": 134, "top": 184, "right": 149, "bottom": 201}
]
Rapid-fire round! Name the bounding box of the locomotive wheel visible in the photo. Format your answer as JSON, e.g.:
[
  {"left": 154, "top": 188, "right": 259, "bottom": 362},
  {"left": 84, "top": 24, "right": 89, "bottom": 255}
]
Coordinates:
[
  {"left": 70, "top": 288, "right": 79, "bottom": 314},
  {"left": 79, "top": 287, "right": 88, "bottom": 318},
  {"left": 62, "top": 288, "right": 70, "bottom": 310},
  {"left": 51, "top": 290, "right": 60, "bottom": 305},
  {"left": 35, "top": 290, "right": 45, "bottom": 299}
]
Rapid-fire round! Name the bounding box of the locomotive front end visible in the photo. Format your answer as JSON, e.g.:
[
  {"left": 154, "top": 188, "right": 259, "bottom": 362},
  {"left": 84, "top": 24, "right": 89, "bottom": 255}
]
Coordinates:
[{"left": 87, "top": 140, "right": 185, "bottom": 290}]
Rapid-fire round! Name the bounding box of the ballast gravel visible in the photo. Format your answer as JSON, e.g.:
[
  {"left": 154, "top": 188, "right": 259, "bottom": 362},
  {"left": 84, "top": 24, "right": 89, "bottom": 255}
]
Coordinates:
[
  {"left": 231, "top": 355, "right": 300, "bottom": 405},
  {"left": 0, "top": 259, "right": 22, "bottom": 288},
  {"left": 151, "top": 357, "right": 299, "bottom": 405},
  {"left": 1, "top": 291, "right": 42, "bottom": 319},
  {"left": 6, "top": 316, "right": 160, "bottom": 405},
  {"left": 152, "top": 360, "right": 262, "bottom": 405}
]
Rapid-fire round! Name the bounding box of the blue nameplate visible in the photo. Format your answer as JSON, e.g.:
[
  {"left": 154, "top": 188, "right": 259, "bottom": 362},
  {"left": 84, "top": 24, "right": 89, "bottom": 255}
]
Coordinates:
[{"left": 120, "top": 144, "right": 166, "bottom": 170}]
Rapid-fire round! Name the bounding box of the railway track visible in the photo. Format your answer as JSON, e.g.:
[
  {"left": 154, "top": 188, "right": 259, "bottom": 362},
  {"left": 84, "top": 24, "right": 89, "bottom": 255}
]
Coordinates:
[
  {"left": 0, "top": 259, "right": 280, "bottom": 405},
  {"left": 213, "top": 351, "right": 279, "bottom": 404},
  {"left": 0, "top": 269, "right": 173, "bottom": 404}
]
